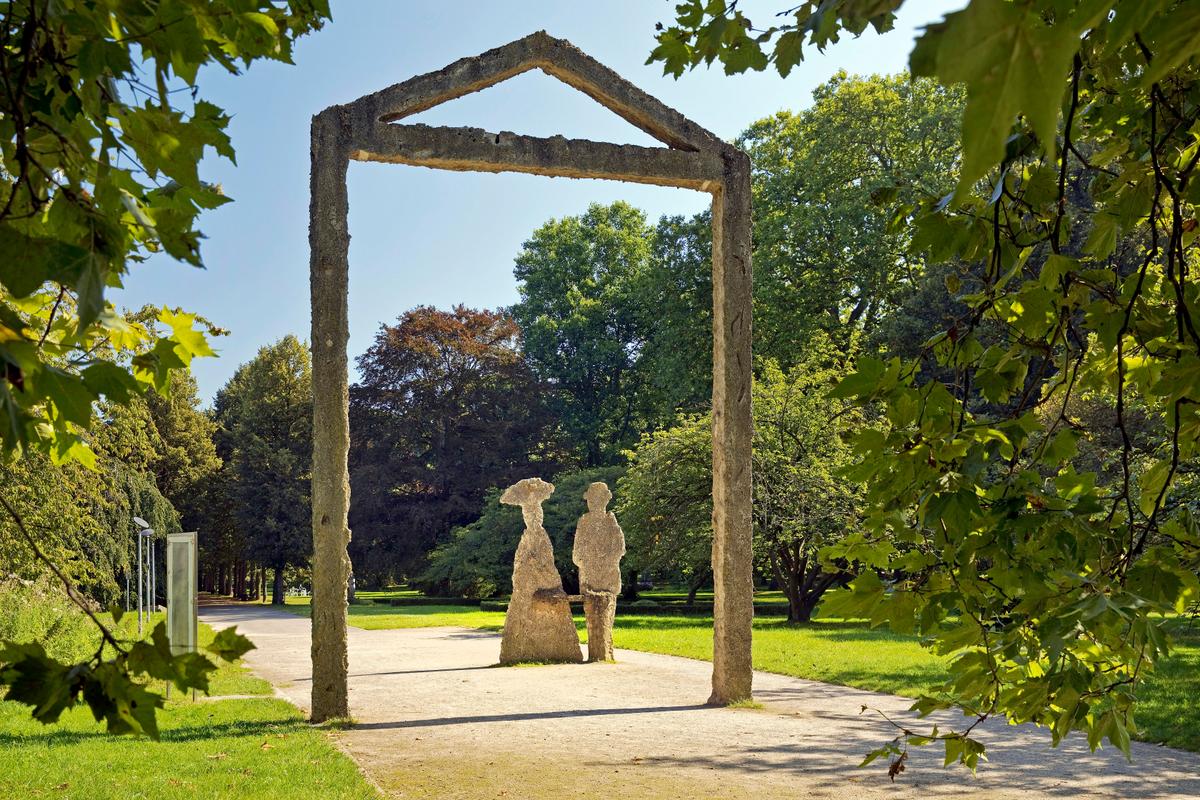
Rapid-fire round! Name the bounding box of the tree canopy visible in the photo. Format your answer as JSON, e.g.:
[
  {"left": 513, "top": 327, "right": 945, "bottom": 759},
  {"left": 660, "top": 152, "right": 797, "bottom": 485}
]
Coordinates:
[
  {"left": 740, "top": 71, "right": 962, "bottom": 362},
  {"left": 512, "top": 202, "right": 663, "bottom": 466},
  {"left": 349, "top": 306, "right": 564, "bottom": 584},
  {"left": 619, "top": 338, "right": 864, "bottom": 622},
  {"left": 212, "top": 335, "right": 312, "bottom": 605}
]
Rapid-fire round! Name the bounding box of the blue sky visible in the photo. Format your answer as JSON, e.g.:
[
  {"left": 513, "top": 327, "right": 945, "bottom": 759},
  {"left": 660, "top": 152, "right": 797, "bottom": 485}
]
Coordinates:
[{"left": 113, "top": 0, "right": 960, "bottom": 403}]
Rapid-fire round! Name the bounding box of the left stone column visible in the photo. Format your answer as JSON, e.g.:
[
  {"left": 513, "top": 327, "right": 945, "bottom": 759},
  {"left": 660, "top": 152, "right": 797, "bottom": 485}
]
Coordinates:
[{"left": 309, "top": 106, "right": 352, "bottom": 722}]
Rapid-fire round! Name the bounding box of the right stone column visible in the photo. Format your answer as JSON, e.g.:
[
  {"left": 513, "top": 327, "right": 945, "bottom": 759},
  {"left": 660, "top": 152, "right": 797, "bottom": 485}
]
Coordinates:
[{"left": 708, "top": 148, "right": 754, "bottom": 705}]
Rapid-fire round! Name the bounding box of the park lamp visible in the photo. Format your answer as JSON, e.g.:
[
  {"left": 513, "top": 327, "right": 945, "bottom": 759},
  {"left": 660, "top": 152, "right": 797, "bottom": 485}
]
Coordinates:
[{"left": 132, "top": 517, "right": 155, "bottom": 633}]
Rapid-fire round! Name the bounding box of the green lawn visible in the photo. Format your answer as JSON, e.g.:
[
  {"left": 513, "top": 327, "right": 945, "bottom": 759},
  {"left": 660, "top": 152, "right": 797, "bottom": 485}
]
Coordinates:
[
  {"left": 0, "top": 620, "right": 380, "bottom": 800},
  {"left": 284, "top": 595, "right": 507, "bottom": 630},
  {"left": 1133, "top": 619, "right": 1200, "bottom": 751},
  {"left": 611, "top": 614, "right": 946, "bottom": 697},
  {"left": 278, "top": 598, "right": 1200, "bottom": 752}
]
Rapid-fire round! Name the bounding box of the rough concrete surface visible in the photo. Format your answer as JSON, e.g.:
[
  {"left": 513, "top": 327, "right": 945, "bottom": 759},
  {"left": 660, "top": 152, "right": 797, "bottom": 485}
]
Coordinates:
[
  {"left": 498, "top": 478, "right": 582, "bottom": 664},
  {"left": 200, "top": 604, "right": 1200, "bottom": 800},
  {"left": 311, "top": 30, "right": 755, "bottom": 707},
  {"left": 573, "top": 481, "right": 623, "bottom": 662}
]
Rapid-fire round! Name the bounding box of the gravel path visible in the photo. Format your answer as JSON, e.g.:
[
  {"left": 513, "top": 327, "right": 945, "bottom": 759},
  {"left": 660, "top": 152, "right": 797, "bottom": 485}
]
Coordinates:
[{"left": 200, "top": 604, "right": 1200, "bottom": 799}]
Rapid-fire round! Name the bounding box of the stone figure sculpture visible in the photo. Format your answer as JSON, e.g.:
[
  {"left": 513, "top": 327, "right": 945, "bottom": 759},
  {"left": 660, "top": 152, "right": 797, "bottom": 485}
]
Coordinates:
[
  {"left": 572, "top": 481, "right": 625, "bottom": 662},
  {"left": 498, "top": 477, "right": 583, "bottom": 664}
]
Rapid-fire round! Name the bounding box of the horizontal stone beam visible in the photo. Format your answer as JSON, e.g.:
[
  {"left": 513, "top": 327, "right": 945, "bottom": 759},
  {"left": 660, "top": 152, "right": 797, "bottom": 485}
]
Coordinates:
[{"left": 348, "top": 123, "right": 724, "bottom": 192}]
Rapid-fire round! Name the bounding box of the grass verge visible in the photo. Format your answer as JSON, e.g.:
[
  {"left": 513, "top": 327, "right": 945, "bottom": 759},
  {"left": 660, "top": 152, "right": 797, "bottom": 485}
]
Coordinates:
[{"left": 0, "top": 619, "right": 379, "bottom": 799}]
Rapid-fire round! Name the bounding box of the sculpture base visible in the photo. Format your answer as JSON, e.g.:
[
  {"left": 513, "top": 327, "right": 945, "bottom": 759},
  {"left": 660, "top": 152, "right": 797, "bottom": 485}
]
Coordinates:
[
  {"left": 583, "top": 589, "right": 616, "bottom": 662},
  {"left": 499, "top": 588, "right": 583, "bottom": 664}
]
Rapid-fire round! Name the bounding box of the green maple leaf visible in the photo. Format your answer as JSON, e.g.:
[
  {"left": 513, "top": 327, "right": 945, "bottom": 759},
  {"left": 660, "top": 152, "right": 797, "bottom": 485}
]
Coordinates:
[{"left": 914, "top": 0, "right": 1077, "bottom": 196}]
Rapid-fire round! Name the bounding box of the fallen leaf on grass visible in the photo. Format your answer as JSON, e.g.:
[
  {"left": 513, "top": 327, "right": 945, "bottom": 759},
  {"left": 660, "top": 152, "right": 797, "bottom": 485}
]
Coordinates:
[{"left": 207, "top": 753, "right": 229, "bottom": 761}]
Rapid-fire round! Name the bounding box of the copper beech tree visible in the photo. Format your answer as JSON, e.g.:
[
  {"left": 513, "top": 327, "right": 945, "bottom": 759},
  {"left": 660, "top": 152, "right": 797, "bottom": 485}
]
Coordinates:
[{"left": 348, "top": 306, "right": 565, "bottom": 585}]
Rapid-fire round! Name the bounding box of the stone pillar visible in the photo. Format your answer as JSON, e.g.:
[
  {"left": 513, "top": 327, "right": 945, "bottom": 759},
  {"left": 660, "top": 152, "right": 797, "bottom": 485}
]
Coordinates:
[
  {"left": 583, "top": 589, "right": 616, "bottom": 662},
  {"left": 708, "top": 149, "right": 754, "bottom": 705},
  {"left": 309, "top": 106, "right": 352, "bottom": 722}
]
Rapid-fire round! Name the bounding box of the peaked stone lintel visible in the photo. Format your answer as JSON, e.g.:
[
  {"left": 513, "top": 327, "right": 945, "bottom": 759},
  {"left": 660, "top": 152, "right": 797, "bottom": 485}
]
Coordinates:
[
  {"left": 353, "top": 31, "right": 725, "bottom": 154},
  {"left": 349, "top": 122, "right": 724, "bottom": 191}
]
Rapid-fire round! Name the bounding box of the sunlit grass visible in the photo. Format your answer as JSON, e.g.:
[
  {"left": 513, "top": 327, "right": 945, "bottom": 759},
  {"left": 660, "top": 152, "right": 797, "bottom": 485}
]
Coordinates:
[
  {"left": 1132, "top": 618, "right": 1200, "bottom": 751},
  {"left": 0, "top": 621, "right": 377, "bottom": 799},
  {"left": 282, "top": 596, "right": 507, "bottom": 631},
  {"left": 609, "top": 614, "right": 947, "bottom": 698},
  {"left": 0, "top": 698, "right": 378, "bottom": 799}
]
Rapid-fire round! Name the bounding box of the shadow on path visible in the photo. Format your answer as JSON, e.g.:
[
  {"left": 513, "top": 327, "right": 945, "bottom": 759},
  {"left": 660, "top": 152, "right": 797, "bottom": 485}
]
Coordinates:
[
  {"left": 354, "top": 704, "right": 707, "bottom": 731},
  {"left": 292, "top": 665, "right": 495, "bottom": 681}
]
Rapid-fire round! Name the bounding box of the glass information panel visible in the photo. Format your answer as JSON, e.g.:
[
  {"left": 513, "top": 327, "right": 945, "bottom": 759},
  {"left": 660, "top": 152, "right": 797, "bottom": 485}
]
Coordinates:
[{"left": 166, "top": 532, "right": 198, "bottom": 655}]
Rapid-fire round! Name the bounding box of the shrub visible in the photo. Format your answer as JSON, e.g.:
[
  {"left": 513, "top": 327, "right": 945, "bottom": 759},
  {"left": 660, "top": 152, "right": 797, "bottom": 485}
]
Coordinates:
[{"left": 0, "top": 576, "right": 98, "bottom": 663}]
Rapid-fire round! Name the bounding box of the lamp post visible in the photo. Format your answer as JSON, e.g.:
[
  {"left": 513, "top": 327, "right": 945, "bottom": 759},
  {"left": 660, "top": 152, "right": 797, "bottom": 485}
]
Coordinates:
[{"left": 133, "top": 517, "right": 153, "bottom": 635}]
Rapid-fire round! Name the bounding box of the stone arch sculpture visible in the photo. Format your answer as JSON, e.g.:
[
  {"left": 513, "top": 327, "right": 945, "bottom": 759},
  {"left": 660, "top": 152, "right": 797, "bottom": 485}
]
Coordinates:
[{"left": 308, "top": 31, "right": 752, "bottom": 722}]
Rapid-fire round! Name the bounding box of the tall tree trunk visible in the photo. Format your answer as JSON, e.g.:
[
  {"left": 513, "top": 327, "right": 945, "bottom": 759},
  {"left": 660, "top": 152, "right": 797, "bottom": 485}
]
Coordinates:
[
  {"left": 789, "top": 591, "right": 817, "bottom": 623},
  {"left": 783, "top": 576, "right": 805, "bottom": 623},
  {"left": 273, "top": 564, "right": 285, "bottom": 605},
  {"left": 686, "top": 568, "right": 709, "bottom": 607},
  {"left": 621, "top": 569, "right": 639, "bottom": 600}
]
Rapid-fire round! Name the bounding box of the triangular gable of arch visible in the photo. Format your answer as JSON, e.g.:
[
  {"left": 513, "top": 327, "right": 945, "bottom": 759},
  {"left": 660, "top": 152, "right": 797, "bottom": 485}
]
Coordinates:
[{"left": 343, "top": 30, "right": 728, "bottom": 155}]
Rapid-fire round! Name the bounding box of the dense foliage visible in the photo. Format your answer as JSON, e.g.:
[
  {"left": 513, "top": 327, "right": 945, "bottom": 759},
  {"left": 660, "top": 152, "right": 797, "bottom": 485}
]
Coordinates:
[
  {"left": 0, "top": 0, "right": 326, "bottom": 463},
  {"left": 348, "top": 306, "right": 564, "bottom": 584},
  {"left": 211, "top": 336, "right": 312, "bottom": 604},
  {"left": 652, "top": 0, "right": 1200, "bottom": 774},
  {"left": 512, "top": 203, "right": 666, "bottom": 466},
  {"left": 619, "top": 340, "right": 865, "bottom": 622},
  {"left": 0, "top": 0, "right": 328, "bottom": 737},
  {"left": 1, "top": 388, "right": 185, "bottom": 604},
  {"left": 144, "top": 371, "right": 221, "bottom": 534},
  {"left": 740, "top": 72, "right": 962, "bottom": 361}
]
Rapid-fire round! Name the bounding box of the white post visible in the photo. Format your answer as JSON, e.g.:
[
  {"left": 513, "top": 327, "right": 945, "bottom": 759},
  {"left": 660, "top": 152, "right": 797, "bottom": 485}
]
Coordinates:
[
  {"left": 151, "top": 537, "right": 156, "bottom": 614},
  {"left": 137, "top": 531, "right": 144, "bottom": 635}
]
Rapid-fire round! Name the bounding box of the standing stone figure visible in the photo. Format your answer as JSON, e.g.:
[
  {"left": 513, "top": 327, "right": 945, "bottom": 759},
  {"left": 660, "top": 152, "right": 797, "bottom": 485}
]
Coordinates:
[
  {"left": 499, "top": 477, "right": 583, "bottom": 664},
  {"left": 572, "top": 482, "right": 625, "bottom": 662}
]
